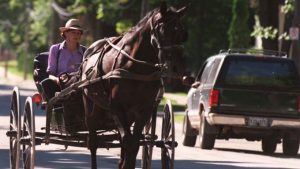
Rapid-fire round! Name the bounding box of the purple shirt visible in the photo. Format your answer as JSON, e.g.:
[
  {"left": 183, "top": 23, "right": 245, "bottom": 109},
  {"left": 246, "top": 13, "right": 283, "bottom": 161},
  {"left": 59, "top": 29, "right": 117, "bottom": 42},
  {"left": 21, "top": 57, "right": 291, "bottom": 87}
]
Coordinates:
[{"left": 47, "top": 41, "right": 85, "bottom": 76}]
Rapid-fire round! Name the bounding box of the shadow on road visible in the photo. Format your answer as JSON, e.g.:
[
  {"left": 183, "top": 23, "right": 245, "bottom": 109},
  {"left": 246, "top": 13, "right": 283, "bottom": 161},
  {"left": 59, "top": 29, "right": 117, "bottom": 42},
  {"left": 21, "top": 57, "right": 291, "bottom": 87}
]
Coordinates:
[
  {"left": 0, "top": 148, "right": 292, "bottom": 169},
  {"left": 215, "top": 147, "right": 300, "bottom": 159}
]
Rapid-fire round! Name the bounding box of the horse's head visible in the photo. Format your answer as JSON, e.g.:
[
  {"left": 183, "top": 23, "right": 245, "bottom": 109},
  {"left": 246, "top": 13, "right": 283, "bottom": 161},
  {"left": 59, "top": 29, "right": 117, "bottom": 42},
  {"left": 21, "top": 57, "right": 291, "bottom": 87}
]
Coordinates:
[{"left": 149, "top": 2, "right": 187, "bottom": 78}]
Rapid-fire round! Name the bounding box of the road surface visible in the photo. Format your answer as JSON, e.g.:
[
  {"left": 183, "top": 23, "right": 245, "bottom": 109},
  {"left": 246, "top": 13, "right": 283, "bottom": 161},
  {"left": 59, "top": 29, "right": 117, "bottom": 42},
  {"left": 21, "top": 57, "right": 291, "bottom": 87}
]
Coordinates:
[{"left": 1, "top": 77, "right": 300, "bottom": 169}]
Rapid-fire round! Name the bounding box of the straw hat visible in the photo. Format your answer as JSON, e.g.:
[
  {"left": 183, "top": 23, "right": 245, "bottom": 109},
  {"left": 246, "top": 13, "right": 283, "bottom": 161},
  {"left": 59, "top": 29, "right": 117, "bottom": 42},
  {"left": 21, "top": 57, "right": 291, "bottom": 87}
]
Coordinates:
[{"left": 59, "top": 19, "right": 83, "bottom": 33}]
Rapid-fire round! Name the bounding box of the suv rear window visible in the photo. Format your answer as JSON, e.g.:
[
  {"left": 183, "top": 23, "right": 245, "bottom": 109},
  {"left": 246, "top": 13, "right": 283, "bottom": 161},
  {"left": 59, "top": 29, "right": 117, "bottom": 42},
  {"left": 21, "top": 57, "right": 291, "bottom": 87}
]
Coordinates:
[{"left": 218, "top": 56, "right": 300, "bottom": 88}]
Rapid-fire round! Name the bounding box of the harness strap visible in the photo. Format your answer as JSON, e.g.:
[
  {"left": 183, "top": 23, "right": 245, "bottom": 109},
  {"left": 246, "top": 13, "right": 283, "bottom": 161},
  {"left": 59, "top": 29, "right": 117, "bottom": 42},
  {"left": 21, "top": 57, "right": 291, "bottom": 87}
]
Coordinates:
[
  {"left": 103, "top": 68, "right": 161, "bottom": 81},
  {"left": 79, "top": 68, "right": 161, "bottom": 89},
  {"left": 105, "top": 38, "right": 163, "bottom": 68}
]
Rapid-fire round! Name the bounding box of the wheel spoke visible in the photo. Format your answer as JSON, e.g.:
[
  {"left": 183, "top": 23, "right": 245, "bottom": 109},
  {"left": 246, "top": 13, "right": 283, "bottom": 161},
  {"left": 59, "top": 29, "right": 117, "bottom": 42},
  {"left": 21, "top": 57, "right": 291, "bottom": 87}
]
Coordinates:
[
  {"left": 22, "top": 97, "right": 36, "bottom": 169},
  {"left": 166, "top": 135, "right": 173, "bottom": 141},
  {"left": 141, "top": 114, "right": 156, "bottom": 169},
  {"left": 9, "top": 88, "right": 21, "bottom": 169},
  {"left": 161, "top": 100, "right": 175, "bottom": 169}
]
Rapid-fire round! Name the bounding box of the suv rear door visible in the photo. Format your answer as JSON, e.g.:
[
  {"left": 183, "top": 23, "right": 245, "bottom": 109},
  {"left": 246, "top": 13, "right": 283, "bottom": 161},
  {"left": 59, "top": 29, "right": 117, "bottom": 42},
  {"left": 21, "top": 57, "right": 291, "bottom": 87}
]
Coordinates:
[{"left": 215, "top": 55, "right": 300, "bottom": 118}]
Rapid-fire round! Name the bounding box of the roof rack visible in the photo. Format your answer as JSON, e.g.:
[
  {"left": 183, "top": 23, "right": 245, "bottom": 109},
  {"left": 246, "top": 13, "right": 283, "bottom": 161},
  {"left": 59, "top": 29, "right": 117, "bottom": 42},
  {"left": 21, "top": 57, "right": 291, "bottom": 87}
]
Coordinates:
[{"left": 219, "top": 48, "right": 287, "bottom": 58}]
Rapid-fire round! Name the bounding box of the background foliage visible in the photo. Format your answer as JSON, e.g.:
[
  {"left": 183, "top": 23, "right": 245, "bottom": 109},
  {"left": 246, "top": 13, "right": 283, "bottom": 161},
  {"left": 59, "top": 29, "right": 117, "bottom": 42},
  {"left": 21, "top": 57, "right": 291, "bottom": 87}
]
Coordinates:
[{"left": 3, "top": 0, "right": 291, "bottom": 86}]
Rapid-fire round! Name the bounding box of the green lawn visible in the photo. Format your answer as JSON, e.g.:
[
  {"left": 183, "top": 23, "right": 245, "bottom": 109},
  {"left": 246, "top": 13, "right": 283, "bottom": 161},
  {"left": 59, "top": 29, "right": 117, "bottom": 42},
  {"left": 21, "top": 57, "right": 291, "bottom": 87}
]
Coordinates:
[
  {"left": 158, "top": 92, "right": 187, "bottom": 123},
  {"left": 174, "top": 114, "right": 184, "bottom": 123},
  {"left": 158, "top": 94, "right": 186, "bottom": 111},
  {"left": 0, "top": 60, "right": 33, "bottom": 80}
]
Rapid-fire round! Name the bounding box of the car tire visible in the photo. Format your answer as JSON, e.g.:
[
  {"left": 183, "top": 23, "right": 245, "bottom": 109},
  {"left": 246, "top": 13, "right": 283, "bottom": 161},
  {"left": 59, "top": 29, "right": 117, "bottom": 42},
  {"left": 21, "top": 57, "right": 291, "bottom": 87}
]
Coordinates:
[
  {"left": 261, "top": 137, "right": 277, "bottom": 154},
  {"left": 282, "top": 134, "right": 299, "bottom": 156},
  {"left": 199, "top": 110, "right": 215, "bottom": 149},
  {"left": 182, "top": 114, "right": 197, "bottom": 147}
]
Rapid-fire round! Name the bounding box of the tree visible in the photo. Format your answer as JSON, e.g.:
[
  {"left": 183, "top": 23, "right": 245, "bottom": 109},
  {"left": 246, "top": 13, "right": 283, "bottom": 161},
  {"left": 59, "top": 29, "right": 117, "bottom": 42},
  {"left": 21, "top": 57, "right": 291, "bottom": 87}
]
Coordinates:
[
  {"left": 257, "top": 0, "right": 283, "bottom": 50},
  {"left": 183, "top": 0, "right": 233, "bottom": 73},
  {"left": 0, "top": 0, "right": 237, "bottom": 81},
  {"left": 289, "top": 0, "right": 300, "bottom": 72},
  {"left": 228, "top": 0, "right": 250, "bottom": 48},
  {"left": 0, "top": 0, "right": 52, "bottom": 79}
]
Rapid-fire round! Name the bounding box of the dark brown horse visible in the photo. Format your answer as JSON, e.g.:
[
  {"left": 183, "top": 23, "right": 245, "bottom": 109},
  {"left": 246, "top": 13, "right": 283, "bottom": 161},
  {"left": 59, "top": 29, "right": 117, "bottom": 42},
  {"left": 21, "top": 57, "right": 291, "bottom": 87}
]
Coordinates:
[{"left": 80, "top": 2, "right": 187, "bottom": 169}]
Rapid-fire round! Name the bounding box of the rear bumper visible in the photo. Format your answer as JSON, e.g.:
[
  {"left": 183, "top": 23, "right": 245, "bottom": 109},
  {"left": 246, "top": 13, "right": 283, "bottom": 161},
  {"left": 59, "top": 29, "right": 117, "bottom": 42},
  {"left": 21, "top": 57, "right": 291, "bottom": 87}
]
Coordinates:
[{"left": 207, "top": 113, "right": 300, "bottom": 129}]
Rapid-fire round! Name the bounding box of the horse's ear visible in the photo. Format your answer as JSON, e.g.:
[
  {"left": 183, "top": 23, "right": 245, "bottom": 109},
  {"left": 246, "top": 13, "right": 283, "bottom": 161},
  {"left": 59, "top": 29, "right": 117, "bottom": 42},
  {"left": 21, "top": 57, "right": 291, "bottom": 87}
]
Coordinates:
[
  {"left": 160, "top": 1, "right": 167, "bottom": 17},
  {"left": 177, "top": 6, "right": 187, "bottom": 18}
]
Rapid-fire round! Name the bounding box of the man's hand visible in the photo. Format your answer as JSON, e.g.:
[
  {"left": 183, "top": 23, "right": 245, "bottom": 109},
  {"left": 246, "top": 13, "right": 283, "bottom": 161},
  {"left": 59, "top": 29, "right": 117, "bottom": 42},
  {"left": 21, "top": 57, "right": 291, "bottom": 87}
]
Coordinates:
[
  {"left": 59, "top": 74, "right": 69, "bottom": 83},
  {"left": 49, "top": 75, "right": 59, "bottom": 84}
]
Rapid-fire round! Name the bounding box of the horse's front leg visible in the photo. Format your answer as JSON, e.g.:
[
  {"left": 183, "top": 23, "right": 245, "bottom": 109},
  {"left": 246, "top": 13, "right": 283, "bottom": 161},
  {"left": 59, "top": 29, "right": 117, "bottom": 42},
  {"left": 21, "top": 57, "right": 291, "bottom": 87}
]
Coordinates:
[
  {"left": 119, "top": 133, "right": 140, "bottom": 169},
  {"left": 119, "top": 140, "right": 125, "bottom": 169},
  {"left": 120, "top": 123, "right": 145, "bottom": 169},
  {"left": 114, "top": 120, "right": 139, "bottom": 169},
  {"left": 88, "top": 130, "right": 98, "bottom": 169}
]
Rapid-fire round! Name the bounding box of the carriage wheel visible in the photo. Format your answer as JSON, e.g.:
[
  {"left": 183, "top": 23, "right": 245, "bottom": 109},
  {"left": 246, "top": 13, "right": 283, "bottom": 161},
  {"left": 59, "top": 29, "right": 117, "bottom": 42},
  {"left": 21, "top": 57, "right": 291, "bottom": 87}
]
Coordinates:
[
  {"left": 9, "top": 87, "right": 21, "bottom": 169},
  {"left": 22, "top": 97, "right": 36, "bottom": 169},
  {"left": 141, "top": 111, "right": 157, "bottom": 169},
  {"left": 161, "top": 99, "right": 175, "bottom": 169}
]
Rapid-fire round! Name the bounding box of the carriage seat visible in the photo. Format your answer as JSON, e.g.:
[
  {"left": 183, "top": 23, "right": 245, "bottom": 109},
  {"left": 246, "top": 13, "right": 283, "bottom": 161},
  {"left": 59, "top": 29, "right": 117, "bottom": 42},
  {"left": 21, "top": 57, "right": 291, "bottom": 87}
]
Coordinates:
[
  {"left": 33, "top": 52, "right": 60, "bottom": 102},
  {"left": 33, "top": 52, "right": 49, "bottom": 84},
  {"left": 33, "top": 52, "right": 86, "bottom": 133},
  {"left": 33, "top": 52, "right": 50, "bottom": 100}
]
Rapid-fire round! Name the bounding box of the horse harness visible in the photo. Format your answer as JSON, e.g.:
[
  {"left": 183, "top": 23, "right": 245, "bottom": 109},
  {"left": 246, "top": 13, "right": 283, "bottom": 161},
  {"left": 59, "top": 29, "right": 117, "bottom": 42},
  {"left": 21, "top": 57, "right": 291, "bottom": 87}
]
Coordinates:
[
  {"left": 57, "top": 12, "right": 185, "bottom": 107},
  {"left": 81, "top": 16, "right": 184, "bottom": 86}
]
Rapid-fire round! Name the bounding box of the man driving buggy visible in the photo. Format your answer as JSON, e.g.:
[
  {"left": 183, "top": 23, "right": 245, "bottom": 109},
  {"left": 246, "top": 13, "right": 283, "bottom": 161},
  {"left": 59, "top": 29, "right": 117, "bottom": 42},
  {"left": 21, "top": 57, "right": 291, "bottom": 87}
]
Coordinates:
[
  {"left": 40, "top": 18, "right": 87, "bottom": 133},
  {"left": 44, "top": 18, "right": 86, "bottom": 100}
]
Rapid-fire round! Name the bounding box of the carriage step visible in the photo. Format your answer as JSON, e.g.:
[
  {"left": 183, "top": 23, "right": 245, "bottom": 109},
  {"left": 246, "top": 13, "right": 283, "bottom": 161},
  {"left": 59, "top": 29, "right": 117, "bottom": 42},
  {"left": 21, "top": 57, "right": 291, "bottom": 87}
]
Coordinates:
[
  {"left": 6, "top": 130, "right": 30, "bottom": 137},
  {"left": 6, "top": 130, "right": 17, "bottom": 137},
  {"left": 35, "top": 138, "right": 43, "bottom": 145},
  {"left": 155, "top": 141, "right": 178, "bottom": 148},
  {"left": 144, "top": 134, "right": 158, "bottom": 140},
  {"left": 19, "top": 137, "right": 43, "bottom": 145}
]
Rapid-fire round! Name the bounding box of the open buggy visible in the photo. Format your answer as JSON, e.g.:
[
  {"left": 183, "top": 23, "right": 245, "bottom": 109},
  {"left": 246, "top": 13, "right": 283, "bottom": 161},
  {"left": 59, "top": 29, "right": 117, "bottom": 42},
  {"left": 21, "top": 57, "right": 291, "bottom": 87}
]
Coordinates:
[{"left": 6, "top": 2, "right": 187, "bottom": 169}]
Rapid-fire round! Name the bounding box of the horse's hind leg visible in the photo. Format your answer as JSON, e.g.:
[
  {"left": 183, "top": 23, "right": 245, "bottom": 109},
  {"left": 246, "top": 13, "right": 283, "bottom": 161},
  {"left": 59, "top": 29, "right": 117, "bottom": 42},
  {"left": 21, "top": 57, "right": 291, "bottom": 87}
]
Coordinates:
[{"left": 83, "top": 94, "right": 98, "bottom": 169}]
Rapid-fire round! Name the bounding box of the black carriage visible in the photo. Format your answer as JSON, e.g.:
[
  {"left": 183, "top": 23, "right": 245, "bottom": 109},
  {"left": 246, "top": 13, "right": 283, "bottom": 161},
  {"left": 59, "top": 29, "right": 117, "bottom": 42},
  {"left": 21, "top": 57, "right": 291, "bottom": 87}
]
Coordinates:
[{"left": 6, "top": 51, "right": 177, "bottom": 169}]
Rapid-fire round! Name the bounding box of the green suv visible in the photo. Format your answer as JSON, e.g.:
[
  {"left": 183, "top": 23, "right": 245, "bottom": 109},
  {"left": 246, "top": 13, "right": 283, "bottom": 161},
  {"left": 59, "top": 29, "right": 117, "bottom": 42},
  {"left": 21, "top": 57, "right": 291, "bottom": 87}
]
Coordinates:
[{"left": 182, "top": 49, "right": 300, "bottom": 156}]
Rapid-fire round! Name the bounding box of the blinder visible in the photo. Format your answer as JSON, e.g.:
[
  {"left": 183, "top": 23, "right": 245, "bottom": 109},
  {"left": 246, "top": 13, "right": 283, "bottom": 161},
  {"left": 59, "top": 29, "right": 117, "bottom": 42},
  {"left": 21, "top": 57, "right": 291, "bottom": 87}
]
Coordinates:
[{"left": 150, "top": 12, "right": 185, "bottom": 77}]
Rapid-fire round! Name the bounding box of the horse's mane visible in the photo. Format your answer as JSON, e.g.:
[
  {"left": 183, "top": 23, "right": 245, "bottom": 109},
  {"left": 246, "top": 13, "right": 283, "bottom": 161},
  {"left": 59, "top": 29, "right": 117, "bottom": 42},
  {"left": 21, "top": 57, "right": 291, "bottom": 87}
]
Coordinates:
[
  {"left": 118, "top": 6, "right": 179, "bottom": 45},
  {"left": 125, "top": 8, "right": 160, "bottom": 35},
  {"left": 116, "top": 8, "right": 159, "bottom": 45},
  {"left": 129, "top": 6, "right": 179, "bottom": 34}
]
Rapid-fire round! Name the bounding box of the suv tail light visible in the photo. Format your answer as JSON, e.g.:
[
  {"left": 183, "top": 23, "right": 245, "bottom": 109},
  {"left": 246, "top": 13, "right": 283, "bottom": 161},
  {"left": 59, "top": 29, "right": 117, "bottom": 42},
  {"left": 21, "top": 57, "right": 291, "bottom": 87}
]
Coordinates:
[
  {"left": 32, "top": 93, "right": 42, "bottom": 105},
  {"left": 209, "top": 89, "right": 219, "bottom": 107}
]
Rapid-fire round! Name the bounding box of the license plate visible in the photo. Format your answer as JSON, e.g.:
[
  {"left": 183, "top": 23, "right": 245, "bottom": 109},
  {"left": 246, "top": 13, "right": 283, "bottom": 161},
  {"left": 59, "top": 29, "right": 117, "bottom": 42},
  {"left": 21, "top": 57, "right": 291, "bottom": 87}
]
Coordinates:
[{"left": 246, "top": 117, "right": 270, "bottom": 127}]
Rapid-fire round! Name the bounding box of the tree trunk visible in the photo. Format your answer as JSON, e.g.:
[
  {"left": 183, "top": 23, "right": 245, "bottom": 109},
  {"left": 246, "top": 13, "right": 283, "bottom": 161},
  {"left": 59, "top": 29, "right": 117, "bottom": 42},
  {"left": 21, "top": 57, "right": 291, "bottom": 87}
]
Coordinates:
[
  {"left": 84, "top": 11, "right": 116, "bottom": 42},
  {"left": 289, "top": 0, "right": 300, "bottom": 72},
  {"left": 49, "top": 10, "right": 62, "bottom": 45},
  {"left": 258, "top": 0, "right": 282, "bottom": 50},
  {"left": 140, "top": 0, "right": 149, "bottom": 19}
]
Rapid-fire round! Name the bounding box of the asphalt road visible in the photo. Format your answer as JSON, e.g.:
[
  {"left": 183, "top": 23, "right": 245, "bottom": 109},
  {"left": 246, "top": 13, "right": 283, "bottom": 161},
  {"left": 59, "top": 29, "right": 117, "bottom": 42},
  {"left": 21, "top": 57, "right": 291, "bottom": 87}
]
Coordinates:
[{"left": 1, "top": 77, "right": 300, "bottom": 169}]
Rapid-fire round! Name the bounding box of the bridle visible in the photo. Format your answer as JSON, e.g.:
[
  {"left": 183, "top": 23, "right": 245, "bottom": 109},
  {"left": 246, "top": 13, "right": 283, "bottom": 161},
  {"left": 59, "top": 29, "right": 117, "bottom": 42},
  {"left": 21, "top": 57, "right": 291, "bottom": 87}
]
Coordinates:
[
  {"left": 150, "top": 15, "right": 184, "bottom": 51},
  {"left": 149, "top": 13, "right": 184, "bottom": 77}
]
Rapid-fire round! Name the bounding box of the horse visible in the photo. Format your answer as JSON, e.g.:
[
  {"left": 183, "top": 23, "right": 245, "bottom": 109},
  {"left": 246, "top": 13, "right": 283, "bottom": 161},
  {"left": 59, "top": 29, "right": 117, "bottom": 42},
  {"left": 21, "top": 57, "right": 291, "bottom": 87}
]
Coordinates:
[{"left": 80, "top": 2, "right": 187, "bottom": 169}]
